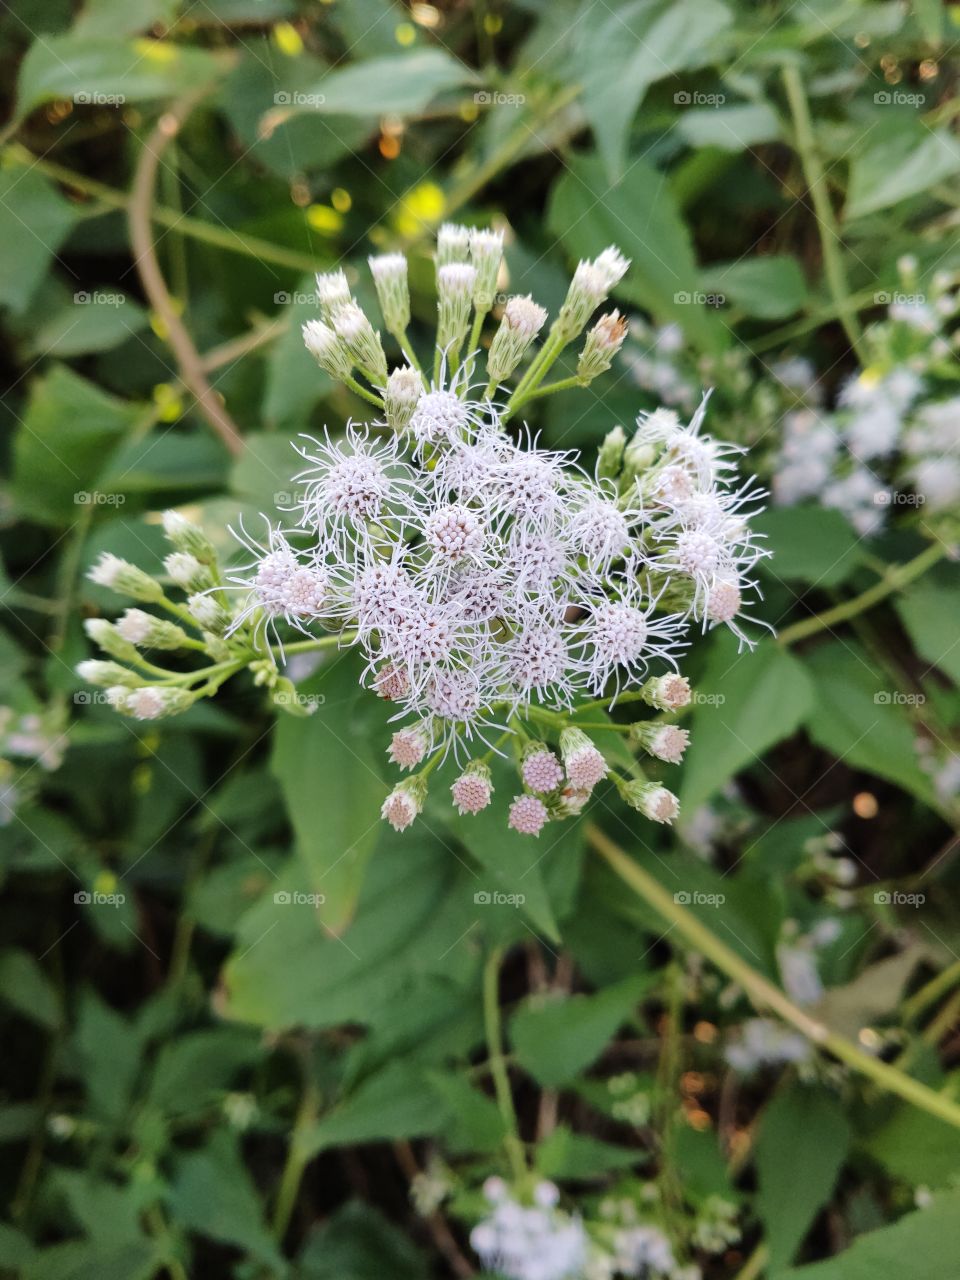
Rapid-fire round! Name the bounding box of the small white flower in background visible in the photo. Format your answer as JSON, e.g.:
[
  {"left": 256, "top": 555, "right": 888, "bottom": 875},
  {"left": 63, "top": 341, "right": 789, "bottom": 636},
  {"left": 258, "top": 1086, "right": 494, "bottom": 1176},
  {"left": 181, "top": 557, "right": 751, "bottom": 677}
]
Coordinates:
[
  {"left": 470, "top": 1179, "right": 589, "bottom": 1280},
  {"left": 725, "top": 1017, "right": 813, "bottom": 1073}
]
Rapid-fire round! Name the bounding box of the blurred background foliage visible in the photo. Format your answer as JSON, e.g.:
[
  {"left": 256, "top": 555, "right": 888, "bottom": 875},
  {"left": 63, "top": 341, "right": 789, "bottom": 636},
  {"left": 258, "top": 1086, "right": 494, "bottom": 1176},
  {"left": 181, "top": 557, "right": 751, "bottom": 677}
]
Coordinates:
[{"left": 2, "top": 0, "right": 960, "bottom": 1277}]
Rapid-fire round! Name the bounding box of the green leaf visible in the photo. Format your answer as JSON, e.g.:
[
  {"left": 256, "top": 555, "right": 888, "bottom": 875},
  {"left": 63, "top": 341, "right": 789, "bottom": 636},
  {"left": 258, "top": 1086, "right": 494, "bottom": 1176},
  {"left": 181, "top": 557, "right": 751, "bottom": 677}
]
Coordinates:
[
  {"left": 146, "top": 1028, "right": 262, "bottom": 1116},
  {"left": 755, "top": 506, "right": 863, "bottom": 587},
  {"left": 297, "top": 1201, "right": 430, "bottom": 1280},
  {"left": 270, "top": 655, "right": 387, "bottom": 932},
  {"left": 71, "top": 991, "right": 141, "bottom": 1123},
  {"left": 0, "top": 166, "right": 80, "bottom": 313},
  {"left": 509, "top": 974, "right": 649, "bottom": 1087},
  {"left": 801, "top": 641, "right": 937, "bottom": 806},
  {"left": 846, "top": 127, "right": 960, "bottom": 219},
  {"left": 547, "top": 153, "right": 724, "bottom": 353},
  {"left": 302, "top": 1062, "right": 449, "bottom": 1157},
  {"left": 756, "top": 1085, "right": 851, "bottom": 1272},
  {"left": 536, "top": 1126, "right": 641, "bottom": 1179},
  {"left": 28, "top": 289, "right": 148, "bottom": 357},
  {"left": 12, "top": 365, "right": 144, "bottom": 526},
  {"left": 0, "top": 949, "right": 60, "bottom": 1029},
  {"left": 680, "top": 635, "right": 814, "bottom": 811},
  {"left": 580, "top": 0, "right": 733, "bottom": 180},
  {"left": 263, "top": 281, "right": 333, "bottom": 427},
  {"left": 15, "top": 36, "right": 228, "bottom": 119},
  {"left": 676, "top": 101, "right": 781, "bottom": 151},
  {"left": 699, "top": 255, "right": 807, "bottom": 319},
  {"left": 778, "top": 1188, "right": 960, "bottom": 1280},
  {"left": 895, "top": 577, "right": 960, "bottom": 687},
  {"left": 292, "top": 49, "right": 477, "bottom": 117},
  {"left": 72, "top": 0, "right": 180, "bottom": 38},
  {"left": 169, "top": 1131, "right": 283, "bottom": 1267}
]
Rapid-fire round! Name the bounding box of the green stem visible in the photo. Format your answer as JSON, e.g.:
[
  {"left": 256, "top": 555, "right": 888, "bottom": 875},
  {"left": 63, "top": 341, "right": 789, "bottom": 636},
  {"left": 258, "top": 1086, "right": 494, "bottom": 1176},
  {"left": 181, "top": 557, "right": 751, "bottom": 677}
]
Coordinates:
[
  {"left": 390, "top": 327, "right": 422, "bottom": 374},
  {"left": 483, "top": 946, "right": 528, "bottom": 1182},
  {"left": 777, "top": 542, "right": 948, "bottom": 646},
  {"left": 272, "top": 1072, "right": 320, "bottom": 1242},
  {"left": 733, "top": 1242, "right": 769, "bottom": 1280},
  {"left": 8, "top": 148, "right": 322, "bottom": 274},
  {"left": 781, "top": 65, "right": 866, "bottom": 362},
  {"left": 903, "top": 957, "right": 960, "bottom": 1024},
  {"left": 588, "top": 823, "right": 960, "bottom": 1133},
  {"left": 510, "top": 374, "right": 584, "bottom": 411},
  {"left": 344, "top": 375, "right": 383, "bottom": 409}
]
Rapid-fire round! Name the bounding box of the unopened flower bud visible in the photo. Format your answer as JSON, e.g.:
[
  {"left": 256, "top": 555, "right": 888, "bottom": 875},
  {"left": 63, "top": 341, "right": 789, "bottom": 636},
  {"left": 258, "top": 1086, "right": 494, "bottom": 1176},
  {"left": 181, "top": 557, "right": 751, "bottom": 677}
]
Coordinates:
[
  {"left": 188, "top": 593, "right": 230, "bottom": 633},
  {"left": 332, "top": 302, "right": 388, "bottom": 384},
  {"left": 302, "top": 319, "right": 353, "bottom": 380},
  {"left": 161, "top": 511, "right": 217, "bottom": 564},
  {"left": 388, "top": 724, "right": 431, "bottom": 770},
  {"left": 469, "top": 226, "right": 504, "bottom": 311},
  {"left": 487, "top": 295, "right": 547, "bottom": 382},
  {"left": 578, "top": 310, "right": 628, "bottom": 381},
  {"left": 706, "top": 578, "right": 742, "bottom": 624},
  {"left": 618, "top": 778, "right": 680, "bottom": 824},
  {"left": 630, "top": 722, "right": 690, "bottom": 764},
  {"left": 436, "top": 222, "right": 472, "bottom": 266},
  {"left": 374, "top": 662, "right": 409, "bottom": 701},
  {"left": 451, "top": 759, "right": 493, "bottom": 815},
  {"left": 508, "top": 793, "right": 549, "bottom": 836},
  {"left": 314, "top": 268, "right": 353, "bottom": 318},
  {"left": 521, "top": 743, "right": 564, "bottom": 794},
  {"left": 437, "top": 263, "right": 477, "bottom": 355},
  {"left": 117, "top": 608, "right": 190, "bottom": 651},
  {"left": 76, "top": 660, "right": 140, "bottom": 688},
  {"left": 88, "top": 553, "right": 165, "bottom": 603},
  {"left": 384, "top": 366, "right": 424, "bottom": 432},
  {"left": 597, "top": 425, "right": 627, "bottom": 480},
  {"left": 381, "top": 775, "right": 427, "bottom": 831},
  {"left": 83, "top": 617, "right": 140, "bottom": 663},
  {"left": 557, "top": 247, "right": 630, "bottom": 340},
  {"left": 107, "top": 686, "right": 196, "bottom": 721},
  {"left": 640, "top": 673, "right": 691, "bottom": 712},
  {"left": 559, "top": 727, "right": 608, "bottom": 791},
  {"left": 368, "top": 252, "right": 410, "bottom": 332},
  {"left": 164, "top": 552, "right": 210, "bottom": 591}
]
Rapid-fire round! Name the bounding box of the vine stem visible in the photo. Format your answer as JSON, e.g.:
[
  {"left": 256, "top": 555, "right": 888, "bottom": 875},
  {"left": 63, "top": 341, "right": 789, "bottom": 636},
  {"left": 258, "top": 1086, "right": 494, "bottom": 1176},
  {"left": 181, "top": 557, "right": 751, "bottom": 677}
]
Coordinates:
[
  {"left": 483, "top": 947, "right": 528, "bottom": 1182},
  {"left": 776, "top": 542, "right": 948, "bottom": 646},
  {"left": 781, "top": 65, "right": 866, "bottom": 363},
  {"left": 272, "top": 1071, "right": 319, "bottom": 1243},
  {"left": 128, "top": 92, "right": 244, "bottom": 456},
  {"left": 587, "top": 822, "right": 960, "bottom": 1133}
]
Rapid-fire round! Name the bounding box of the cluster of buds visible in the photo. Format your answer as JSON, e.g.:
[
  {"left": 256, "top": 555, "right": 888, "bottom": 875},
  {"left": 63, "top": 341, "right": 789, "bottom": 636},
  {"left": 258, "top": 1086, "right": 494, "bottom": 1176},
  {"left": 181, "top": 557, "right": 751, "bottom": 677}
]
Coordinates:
[{"left": 79, "top": 227, "right": 768, "bottom": 842}]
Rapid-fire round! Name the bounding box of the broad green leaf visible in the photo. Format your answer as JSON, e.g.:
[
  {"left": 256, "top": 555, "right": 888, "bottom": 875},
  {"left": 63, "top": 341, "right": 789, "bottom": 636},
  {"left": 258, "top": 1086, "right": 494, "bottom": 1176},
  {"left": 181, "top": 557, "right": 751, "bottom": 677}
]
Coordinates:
[
  {"left": 0, "top": 166, "right": 80, "bottom": 313},
  {"left": 297, "top": 1201, "right": 430, "bottom": 1280},
  {"left": 536, "top": 1126, "right": 641, "bottom": 1179},
  {"left": 895, "top": 576, "right": 960, "bottom": 687},
  {"left": 547, "top": 154, "right": 724, "bottom": 353},
  {"left": 756, "top": 1085, "right": 851, "bottom": 1272},
  {"left": 71, "top": 991, "right": 141, "bottom": 1123},
  {"left": 0, "top": 949, "right": 60, "bottom": 1030},
  {"left": 292, "top": 50, "right": 477, "bottom": 118},
  {"left": 581, "top": 0, "right": 733, "bottom": 180},
  {"left": 270, "top": 654, "right": 387, "bottom": 931},
  {"left": 801, "top": 641, "right": 937, "bottom": 806},
  {"left": 676, "top": 102, "right": 781, "bottom": 151},
  {"left": 778, "top": 1189, "right": 960, "bottom": 1280},
  {"left": 15, "top": 36, "right": 228, "bottom": 119},
  {"left": 169, "top": 1131, "right": 283, "bottom": 1267},
  {"left": 866, "top": 1090, "right": 960, "bottom": 1190},
  {"left": 755, "top": 506, "right": 863, "bottom": 587},
  {"left": 680, "top": 635, "right": 814, "bottom": 811},
  {"left": 12, "top": 365, "right": 144, "bottom": 526},
  {"left": 146, "top": 1028, "right": 263, "bottom": 1115},
  {"left": 700, "top": 255, "right": 807, "bottom": 319},
  {"left": 302, "top": 1062, "right": 449, "bottom": 1157},
  {"left": 28, "top": 289, "right": 148, "bottom": 357},
  {"left": 846, "top": 128, "right": 960, "bottom": 219},
  {"left": 509, "top": 974, "right": 649, "bottom": 1086},
  {"left": 263, "top": 280, "right": 333, "bottom": 427},
  {"left": 73, "top": 0, "right": 180, "bottom": 37}
]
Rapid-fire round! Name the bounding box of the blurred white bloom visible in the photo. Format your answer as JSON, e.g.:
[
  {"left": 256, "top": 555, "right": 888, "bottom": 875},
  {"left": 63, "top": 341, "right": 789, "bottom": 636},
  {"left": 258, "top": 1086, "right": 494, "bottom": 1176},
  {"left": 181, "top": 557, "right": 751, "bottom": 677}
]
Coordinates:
[{"left": 471, "top": 1180, "right": 589, "bottom": 1280}]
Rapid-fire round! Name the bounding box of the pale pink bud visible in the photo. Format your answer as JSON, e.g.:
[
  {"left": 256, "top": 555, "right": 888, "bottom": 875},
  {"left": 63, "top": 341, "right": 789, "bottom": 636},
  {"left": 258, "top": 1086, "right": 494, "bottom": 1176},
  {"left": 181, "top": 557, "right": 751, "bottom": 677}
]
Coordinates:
[
  {"left": 521, "top": 746, "right": 564, "bottom": 794},
  {"left": 451, "top": 760, "right": 493, "bottom": 815},
  {"left": 388, "top": 726, "right": 429, "bottom": 770},
  {"left": 508, "top": 794, "right": 548, "bottom": 837}
]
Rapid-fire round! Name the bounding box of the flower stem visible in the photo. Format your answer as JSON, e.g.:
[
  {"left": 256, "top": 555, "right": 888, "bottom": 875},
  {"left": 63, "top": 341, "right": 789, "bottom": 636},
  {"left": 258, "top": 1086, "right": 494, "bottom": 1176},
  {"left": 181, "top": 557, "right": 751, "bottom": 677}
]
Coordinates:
[
  {"left": 781, "top": 65, "right": 866, "bottom": 363},
  {"left": 509, "top": 374, "right": 584, "bottom": 412},
  {"left": 345, "top": 375, "right": 384, "bottom": 409},
  {"left": 483, "top": 946, "right": 528, "bottom": 1182},
  {"left": 587, "top": 822, "right": 960, "bottom": 1132},
  {"left": 777, "top": 542, "right": 948, "bottom": 646}
]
